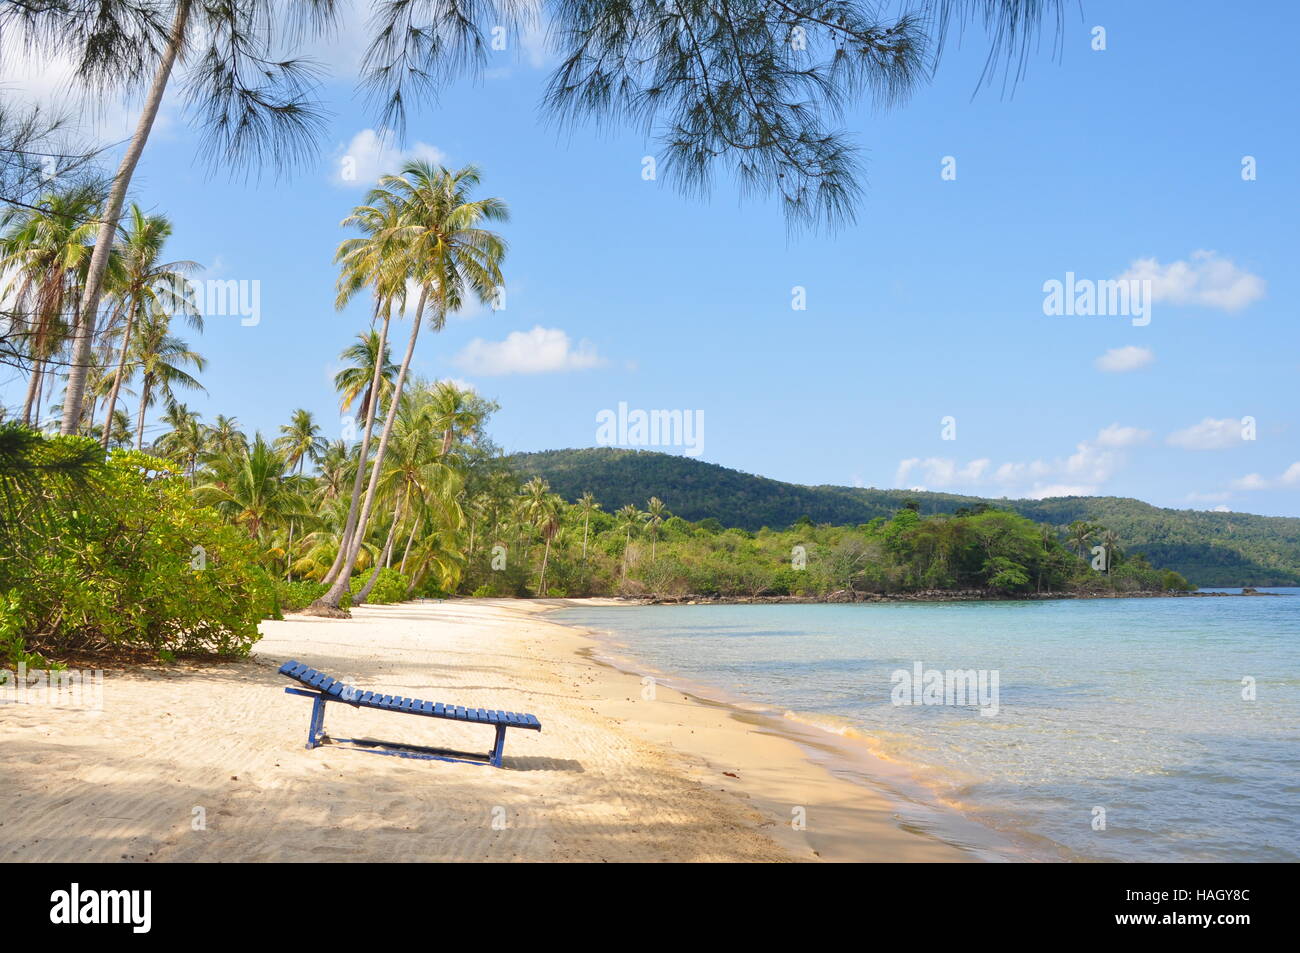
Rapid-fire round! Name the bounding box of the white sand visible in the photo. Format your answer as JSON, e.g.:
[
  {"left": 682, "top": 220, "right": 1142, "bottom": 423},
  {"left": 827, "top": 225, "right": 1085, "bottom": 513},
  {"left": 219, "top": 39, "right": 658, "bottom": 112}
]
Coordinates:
[{"left": 0, "top": 599, "right": 973, "bottom": 862}]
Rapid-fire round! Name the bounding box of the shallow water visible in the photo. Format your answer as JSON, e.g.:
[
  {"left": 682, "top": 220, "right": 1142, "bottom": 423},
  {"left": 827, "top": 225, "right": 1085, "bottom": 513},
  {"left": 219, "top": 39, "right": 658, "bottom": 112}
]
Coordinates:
[{"left": 556, "top": 591, "right": 1300, "bottom": 862}]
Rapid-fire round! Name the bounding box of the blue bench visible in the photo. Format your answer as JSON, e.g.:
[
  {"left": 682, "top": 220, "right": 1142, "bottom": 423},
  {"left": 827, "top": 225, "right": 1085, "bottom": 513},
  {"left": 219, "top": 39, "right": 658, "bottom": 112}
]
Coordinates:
[{"left": 278, "top": 660, "right": 541, "bottom": 768}]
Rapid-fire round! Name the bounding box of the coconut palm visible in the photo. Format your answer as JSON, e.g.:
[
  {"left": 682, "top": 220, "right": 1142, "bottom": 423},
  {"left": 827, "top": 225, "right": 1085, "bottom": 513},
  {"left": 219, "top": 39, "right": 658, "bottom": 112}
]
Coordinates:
[
  {"left": 207, "top": 415, "right": 246, "bottom": 457},
  {"left": 576, "top": 491, "right": 601, "bottom": 562},
  {"left": 194, "top": 434, "right": 311, "bottom": 544},
  {"left": 428, "top": 379, "right": 484, "bottom": 459},
  {"left": 313, "top": 440, "right": 351, "bottom": 505},
  {"left": 129, "top": 311, "right": 205, "bottom": 451},
  {"left": 645, "top": 496, "right": 667, "bottom": 561},
  {"left": 98, "top": 204, "right": 198, "bottom": 448},
  {"left": 352, "top": 391, "right": 437, "bottom": 603},
  {"left": 0, "top": 182, "right": 107, "bottom": 425},
  {"left": 312, "top": 161, "right": 507, "bottom": 615},
  {"left": 1100, "top": 528, "right": 1122, "bottom": 573},
  {"left": 333, "top": 329, "right": 397, "bottom": 419},
  {"left": 154, "top": 402, "right": 206, "bottom": 481},
  {"left": 1067, "top": 521, "right": 1095, "bottom": 559},
  {"left": 520, "top": 477, "right": 562, "bottom": 596},
  {"left": 317, "top": 196, "right": 411, "bottom": 588},
  {"left": 275, "top": 408, "right": 326, "bottom": 475},
  {"left": 18, "top": 1, "right": 338, "bottom": 435},
  {"left": 615, "top": 503, "right": 645, "bottom": 582},
  {"left": 94, "top": 407, "right": 133, "bottom": 450}
]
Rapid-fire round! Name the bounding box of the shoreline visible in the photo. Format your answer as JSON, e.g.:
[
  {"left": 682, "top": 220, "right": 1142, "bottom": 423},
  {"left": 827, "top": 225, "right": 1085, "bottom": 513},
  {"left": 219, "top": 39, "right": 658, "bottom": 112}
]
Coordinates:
[
  {"left": 510, "top": 598, "right": 995, "bottom": 861},
  {"left": 550, "top": 607, "right": 1046, "bottom": 862},
  {"left": 3, "top": 598, "right": 991, "bottom": 862},
  {"left": 634, "top": 588, "right": 1284, "bottom": 606}
]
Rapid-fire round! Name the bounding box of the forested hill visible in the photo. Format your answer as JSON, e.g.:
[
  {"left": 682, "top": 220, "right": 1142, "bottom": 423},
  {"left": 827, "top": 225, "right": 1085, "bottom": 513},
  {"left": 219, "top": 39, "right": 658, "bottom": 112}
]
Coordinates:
[{"left": 510, "top": 448, "right": 1300, "bottom": 587}]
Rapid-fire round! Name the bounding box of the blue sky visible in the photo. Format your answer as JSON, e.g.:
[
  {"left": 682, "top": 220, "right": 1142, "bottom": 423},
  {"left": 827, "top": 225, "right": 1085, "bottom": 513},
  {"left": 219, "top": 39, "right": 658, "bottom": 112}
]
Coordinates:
[{"left": 4, "top": 0, "right": 1298, "bottom": 516}]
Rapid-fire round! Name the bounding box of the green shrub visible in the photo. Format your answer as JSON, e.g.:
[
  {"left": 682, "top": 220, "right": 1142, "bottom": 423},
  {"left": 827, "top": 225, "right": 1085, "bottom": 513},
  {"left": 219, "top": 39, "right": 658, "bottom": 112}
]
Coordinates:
[
  {"left": 0, "top": 444, "right": 272, "bottom": 658},
  {"left": 273, "top": 579, "right": 352, "bottom": 613},
  {"left": 350, "top": 567, "right": 409, "bottom": 605}
]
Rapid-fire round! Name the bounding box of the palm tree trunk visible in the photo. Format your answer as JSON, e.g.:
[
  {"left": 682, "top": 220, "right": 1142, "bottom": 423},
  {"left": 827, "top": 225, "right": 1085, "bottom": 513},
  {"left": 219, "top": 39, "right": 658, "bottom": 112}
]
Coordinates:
[
  {"left": 315, "top": 292, "right": 426, "bottom": 612},
  {"left": 539, "top": 535, "right": 551, "bottom": 594},
  {"left": 31, "top": 364, "right": 46, "bottom": 428},
  {"left": 60, "top": 0, "right": 192, "bottom": 435},
  {"left": 355, "top": 490, "right": 407, "bottom": 604},
  {"left": 320, "top": 307, "right": 390, "bottom": 585},
  {"left": 285, "top": 521, "right": 295, "bottom": 581},
  {"left": 134, "top": 378, "right": 151, "bottom": 451},
  {"left": 20, "top": 356, "right": 42, "bottom": 426},
  {"left": 399, "top": 516, "right": 419, "bottom": 576},
  {"left": 100, "top": 309, "right": 135, "bottom": 446},
  {"left": 582, "top": 514, "right": 589, "bottom": 561}
]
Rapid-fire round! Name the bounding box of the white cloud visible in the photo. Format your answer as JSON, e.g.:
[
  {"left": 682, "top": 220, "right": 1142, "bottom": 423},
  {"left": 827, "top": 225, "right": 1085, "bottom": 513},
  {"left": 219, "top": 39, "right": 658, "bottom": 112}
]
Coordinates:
[
  {"left": 1095, "top": 423, "right": 1151, "bottom": 448},
  {"left": 1166, "top": 417, "right": 1249, "bottom": 451},
  {"left": 453, "top": 326, "right": 604, "bottom": 375},
  {"left": 436, "top": 377, "right": 478, "bottom": 393},
  {"left": 331, "top": 129, "right": 446, "bottom": 188},
  {"left": 1212, "top": 505, "right": 1232, "bottom": 512},
  {"left": 1026, "top": 484, "right": 1096, "bottom": 500},
  {"left": 1118, "top": 250, "right": 1265, "bottom": 312},
  {"left": 892, "top": 425, "right": 1144, "bottom": 499},
  {"left": 1095, "top": 345, "right": 1154, "bottom": 373},
  {"left": 1232, "top": 462, "right": 1300, "bottom": 491}
]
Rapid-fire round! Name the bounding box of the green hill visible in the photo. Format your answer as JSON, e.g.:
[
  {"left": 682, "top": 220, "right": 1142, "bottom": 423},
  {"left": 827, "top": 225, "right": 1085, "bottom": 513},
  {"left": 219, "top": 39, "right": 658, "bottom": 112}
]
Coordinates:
[{"left": 510, "top": 448, "right": 1300, "bottom": 587}]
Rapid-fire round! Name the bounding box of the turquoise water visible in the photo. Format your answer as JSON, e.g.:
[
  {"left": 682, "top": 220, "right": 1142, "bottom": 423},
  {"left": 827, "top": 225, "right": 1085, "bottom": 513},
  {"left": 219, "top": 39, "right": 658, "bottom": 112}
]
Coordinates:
[{"left": 556, "top": 592, "right": 1300, "bottom": 862}]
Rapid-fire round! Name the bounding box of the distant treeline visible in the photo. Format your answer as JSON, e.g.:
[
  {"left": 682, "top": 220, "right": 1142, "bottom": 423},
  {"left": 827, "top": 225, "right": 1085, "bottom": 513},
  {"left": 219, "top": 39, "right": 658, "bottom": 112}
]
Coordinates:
[
  {"left": 464, "top": 492, "right": 1192, "bottom": 600},
  {"left": 512, "top": 448, "right": 1300, "bottom": 587}
]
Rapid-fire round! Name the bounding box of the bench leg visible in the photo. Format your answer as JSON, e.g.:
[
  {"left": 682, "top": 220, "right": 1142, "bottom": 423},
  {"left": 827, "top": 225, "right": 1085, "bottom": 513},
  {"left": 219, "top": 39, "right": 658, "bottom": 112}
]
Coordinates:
[
  {"left": 307, "top": 694, "right": 327, "bottom": 749},
  {"left": 490, "top": 724, "right": 507, "bottom": 768}
]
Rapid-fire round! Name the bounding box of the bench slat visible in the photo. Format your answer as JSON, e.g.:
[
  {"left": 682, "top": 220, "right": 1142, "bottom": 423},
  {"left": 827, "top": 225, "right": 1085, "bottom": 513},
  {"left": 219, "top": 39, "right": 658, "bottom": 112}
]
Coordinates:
[{"left": 278, "top": 660, "right": 541, "bottom": 730}]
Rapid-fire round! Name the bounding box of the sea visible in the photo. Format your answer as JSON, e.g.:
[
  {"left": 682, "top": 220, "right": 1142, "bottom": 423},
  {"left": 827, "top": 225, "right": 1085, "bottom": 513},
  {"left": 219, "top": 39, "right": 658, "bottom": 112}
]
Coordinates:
[{"left": 555, "top": 590, "right": 1300, "bottom": 862}]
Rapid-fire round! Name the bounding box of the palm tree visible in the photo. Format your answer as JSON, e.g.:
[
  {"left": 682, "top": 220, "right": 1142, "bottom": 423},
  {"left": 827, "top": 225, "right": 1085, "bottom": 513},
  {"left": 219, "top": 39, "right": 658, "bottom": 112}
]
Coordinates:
[
  {"left": 275, "top": 408, "right": 326, "bottom": 475},
  {"left": 194, "top": 434, "right": 311, "bottom": 545},
  {"left": 154, "top": 402, "right": 205, "bottom": 481},
  {"left": 1067, "top": 521, "right": 1095, "bottom": 560},
  {"left": 0, "top": 182, "right": 106, "bottom": 426},
  {"left": 312, "top": 161, "right": 507, "bottom": 615},
  {"left": 1100, "top": 529, "right": 1122, "bottom": 573},
  {"left": 313, "top": 440, "right": 351, "bottom": 505},
  {"left": 129, "top": 311, "right": 205, "bottom": 451},
  {"left": 334, "top": 329, "right": 398, "bottom": 418},
  {"left": 576, "top": 491, "right": 601, "bottom": 562},
  {"left": 645, "top": 496, "right": 667, "bottom": 561},
  {"left": 518, "top": 477, "right": 564, "bottom": 596},
  {"left": 23, "top": 2, "right": 337, "bottom": 434},
  {"left": 317, "top": 197, "right": 410, "bottom": 589},
  {"left": 95, "top": 407, "right": 133, "bottom": 450},
  {"left": 428, "top": 379, "right": 484, "bottom": 459},
  {"left": 207, "top": 415, "right": 246, "bottom": 457},
  {"left": 353, "top": 388, "right": 442, "bottom": 603},
  {"left": 615, "top": 504, "right": 645, "bottom": 582},
  {"left": 99, "top": 204, "right": 198, "bottom": 448}
]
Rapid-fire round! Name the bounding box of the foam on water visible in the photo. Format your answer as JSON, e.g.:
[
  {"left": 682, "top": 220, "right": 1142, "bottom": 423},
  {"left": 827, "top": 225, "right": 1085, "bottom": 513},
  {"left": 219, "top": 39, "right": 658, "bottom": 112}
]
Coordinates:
[{"left": 556, "top": 592, "right": 1300, "bottom": 862}]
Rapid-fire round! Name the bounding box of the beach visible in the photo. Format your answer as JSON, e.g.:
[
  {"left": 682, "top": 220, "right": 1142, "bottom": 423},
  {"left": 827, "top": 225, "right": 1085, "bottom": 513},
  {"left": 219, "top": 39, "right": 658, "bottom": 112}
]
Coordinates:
[{"left": 0, "top": 599, "right": 971, "bottom": 863}]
